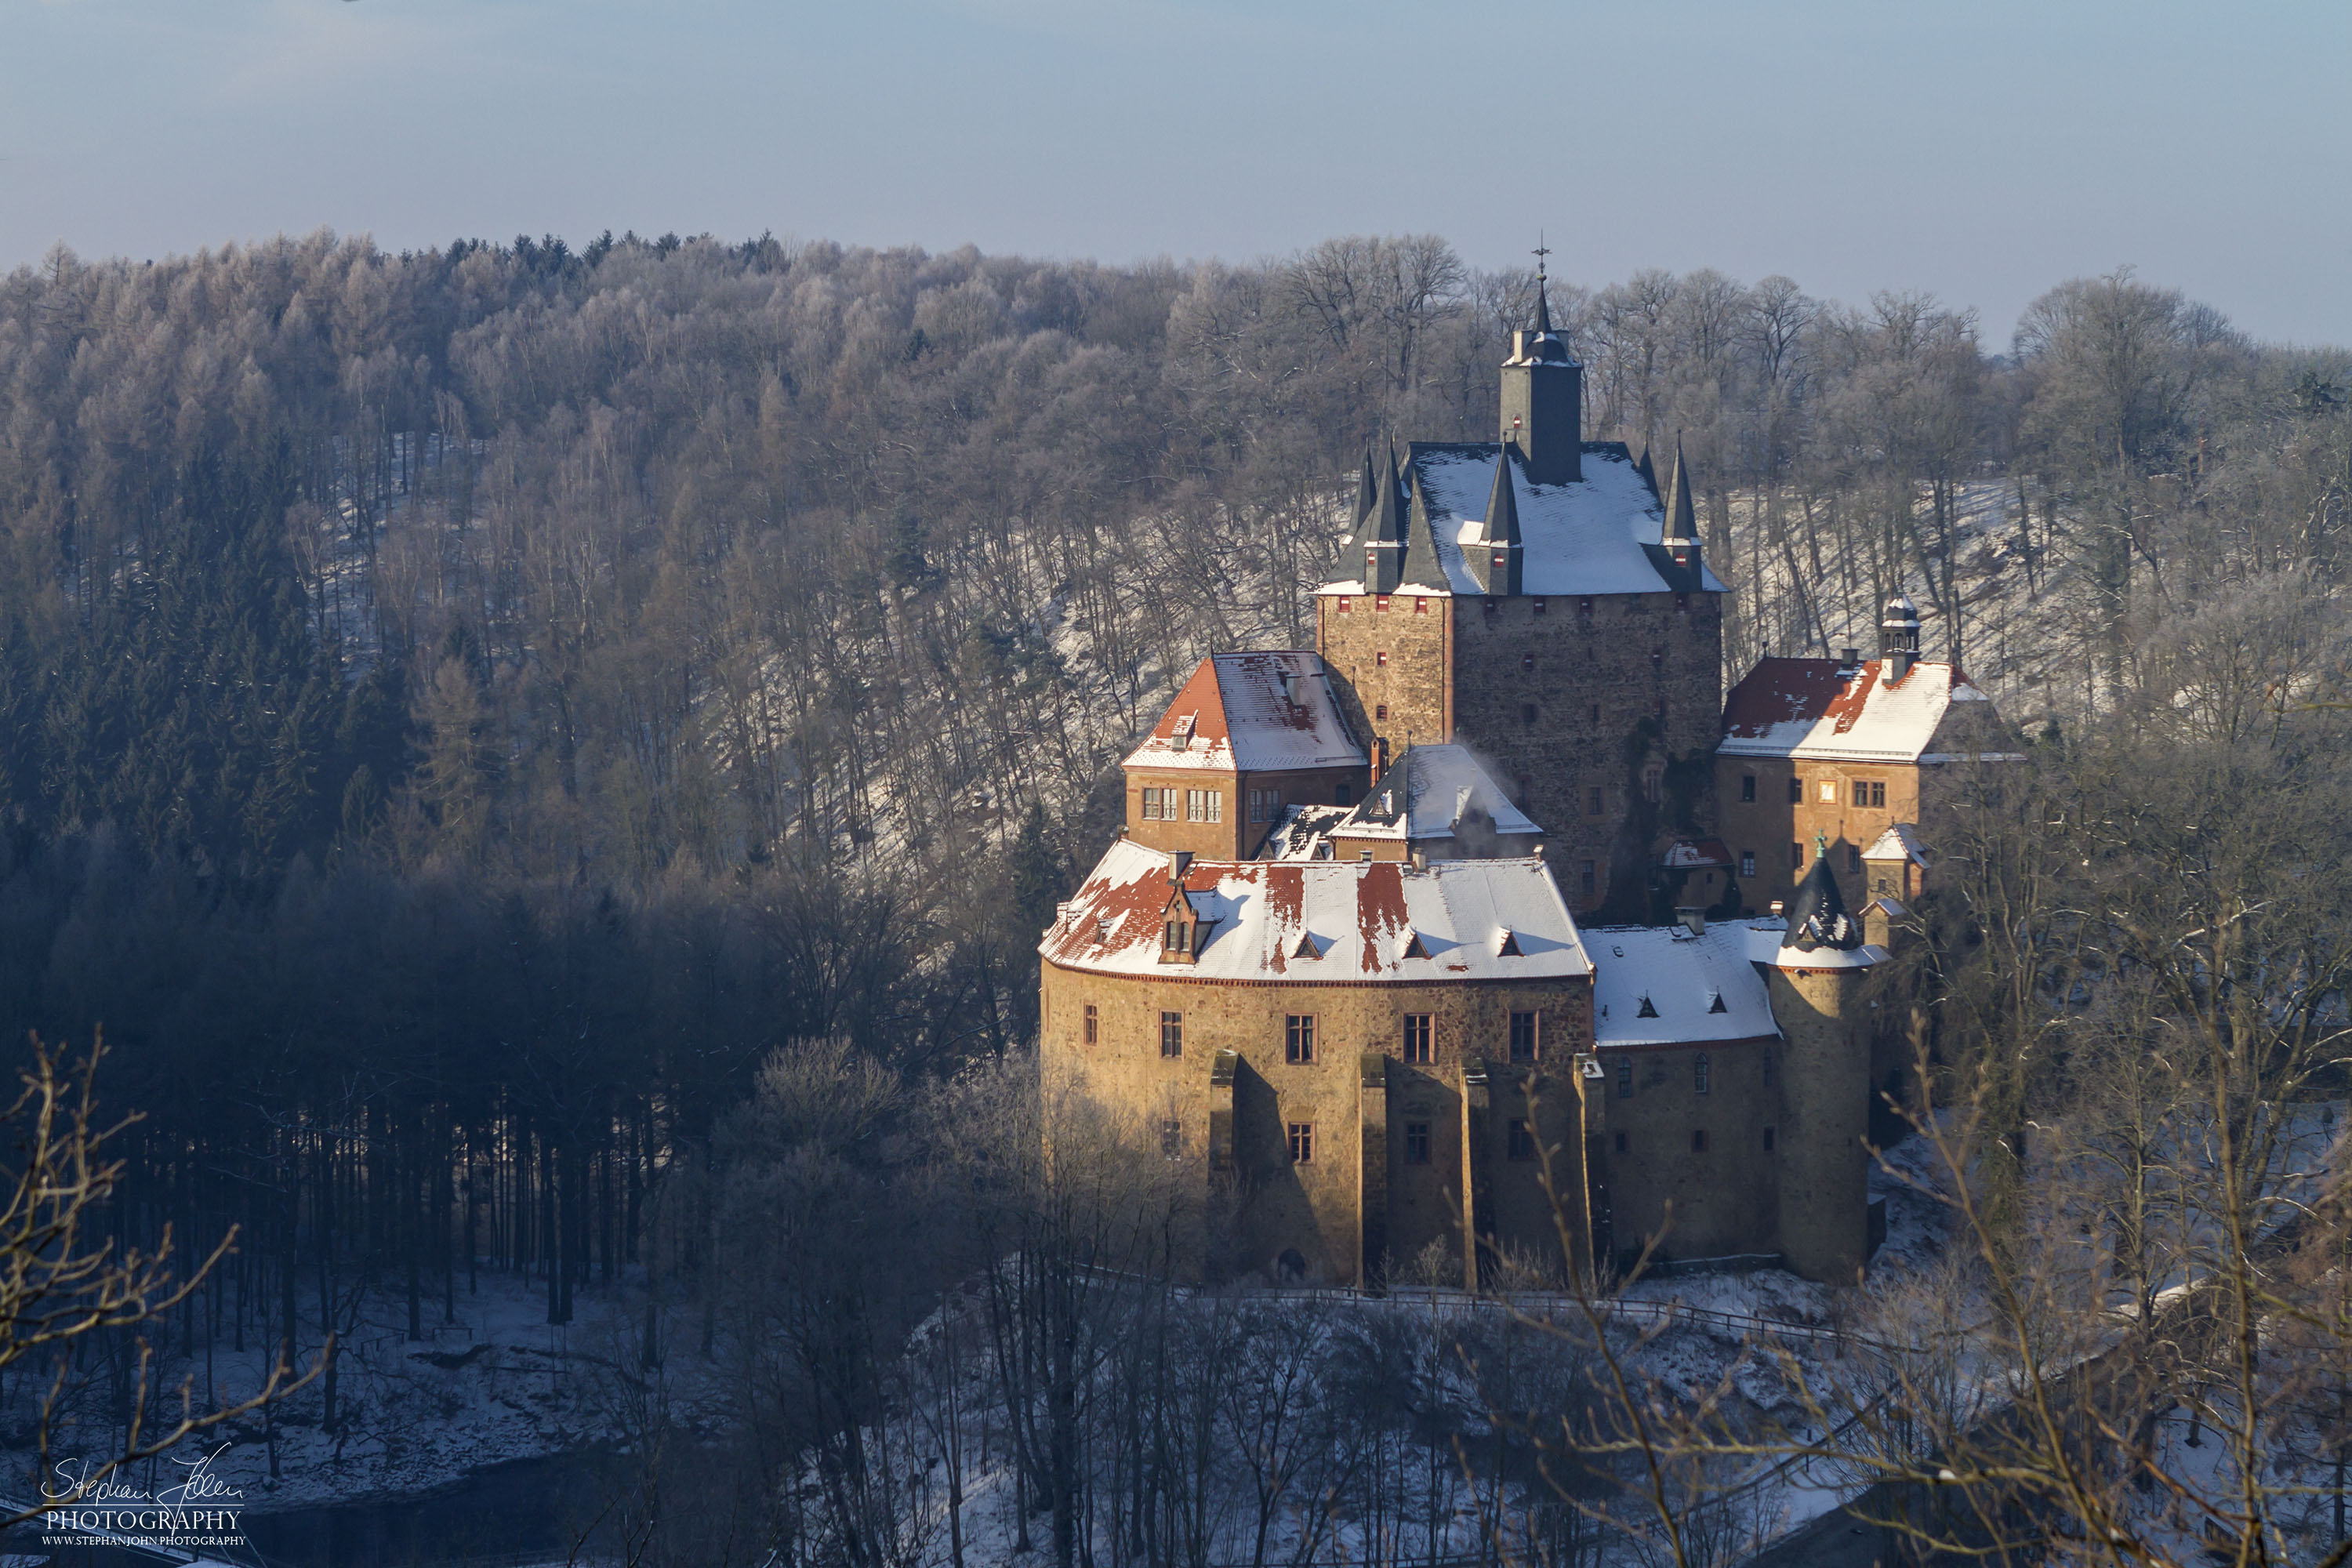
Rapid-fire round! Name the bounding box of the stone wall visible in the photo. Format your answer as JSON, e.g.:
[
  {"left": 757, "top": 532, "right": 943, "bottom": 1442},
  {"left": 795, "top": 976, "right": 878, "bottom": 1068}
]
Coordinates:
[
  {"left": 1318, "top": 586, "right": 1725, "bottom": 920},
  {"left": 1715, "top": 755, "right": 1922, "bottom": 916},
  {"left": 1040, "top": 959, "right": 1594, "bottom": 1285},
  {"left": 1585, "top": 1037, "right": 1782, "bottom": 1270}
]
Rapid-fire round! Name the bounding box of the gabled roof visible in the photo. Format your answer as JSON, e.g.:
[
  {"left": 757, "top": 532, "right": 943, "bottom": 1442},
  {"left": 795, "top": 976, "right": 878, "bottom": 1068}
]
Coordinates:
[
  {"left": 1334, "top": 744, "right": 1543, "bottom": 844},
  {"left": 1041, "top": 839, "right": 1590, "bottom": 983},
  {"left": 1323, "top": 441, "right": 1728, "bottom": 599},
  {"left": 1717, "top": 658, "right": 2013, "bottom": 764},
  {"left": 1588, "top": 924, "right": 1777, "bottom": 1049},
  {"left": 1258, "top": 804, "right": 1351, "bottom": 861},
  {"left": 1123, "top": 652, "right": 1367, "bottom": 775},
  {"left": 1862, "top": 823, "right": 1929, "bottom": 866}
]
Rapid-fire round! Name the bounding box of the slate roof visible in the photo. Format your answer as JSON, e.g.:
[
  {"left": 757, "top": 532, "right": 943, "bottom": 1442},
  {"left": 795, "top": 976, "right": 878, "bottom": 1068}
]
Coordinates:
[
  {"left": 1717, "top": 658, "right": 2015, "bottom": 764},
  {"left": 1334, "top": 744, "right": 1542, "bottom": 844},
  {"left": 1041, "top": 840, "right": 1588, "bottom": 983},
  {"left": 1123, "top": 652, "right": 1367, "bottom": 775},
  {"left": 1258, "top": 804, "right": 1351, "bottom": 861},
  {"left": 1862, "top": 823, "right": 1929, "bottom": 866},
  {"left": 1323, "top": 441, "right": 1729, "bottom": 599},
  {"left": 1587, "top": 924, "right": 1777, "bottom": 1050}
]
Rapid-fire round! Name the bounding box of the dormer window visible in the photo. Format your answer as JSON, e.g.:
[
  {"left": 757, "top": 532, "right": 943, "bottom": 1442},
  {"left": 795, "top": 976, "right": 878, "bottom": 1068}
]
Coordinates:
[
  {"left": 1163, "top": 919, "right": 1189, "bottom": 954},
  {"left": 1171, "top": 713, "right": 1196, "bottom": 746},
  {"left": 1636, "top": 995, "right": 1659, "bottom": 1018},
  {"left": 1402, "top": 931, "right": 1431, "bottom": 960},
  {"left": 1497, "top": 930, "right": 1523, "bottom": 956}
]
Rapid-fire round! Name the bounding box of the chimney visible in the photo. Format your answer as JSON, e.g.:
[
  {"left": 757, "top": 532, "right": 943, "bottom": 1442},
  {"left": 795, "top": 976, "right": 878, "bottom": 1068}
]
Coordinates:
[
  {"left": 1169, "top": 851, "right": 1192, "bottom": 884},
  {"left": 1677, "top": 906, "right": 1706, "bottom": 937},
  {"left": 1279, "top": 670, "right": 1301, "bottom": 706},
  {"left": 1768, "top": 899, "right": 1785, "bottom": 918},
  {"left": 1838, "top": 646, "right": 1860, "bottom": 670}
]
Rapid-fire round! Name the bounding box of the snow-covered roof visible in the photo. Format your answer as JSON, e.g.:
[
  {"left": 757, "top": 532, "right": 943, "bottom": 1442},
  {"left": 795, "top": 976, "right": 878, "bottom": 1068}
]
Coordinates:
[
  {"left": 1258, "top": 804, "right": 1350, "bottom": 861},
  {"left": 1717, "top": 658, "right": 2007, "bottom": 764},
  {"left": 1731, "top": 915, "right": 1888, "bottom": 971},
  {"left": 1041, "top": 838, "right": 1590, "bottom": 983},
  {"left": 1322, "top": 443, "right": 1728, "bottom": 599},
  {"left": 1334, "top": 744, "right": 1542, "bottom": 843},
  {"left": 1123, "top": 652, "right": 1367, "bottom": 775},
  {"left": 1588, "top": 924, "right": 1777, "bottom": 1050},
  {"left": 1862, "top": 823, "right": 1929, "bottom": 866},
  {"left": 1661, "top": 837, "right": 1735, "bottom": 869}
]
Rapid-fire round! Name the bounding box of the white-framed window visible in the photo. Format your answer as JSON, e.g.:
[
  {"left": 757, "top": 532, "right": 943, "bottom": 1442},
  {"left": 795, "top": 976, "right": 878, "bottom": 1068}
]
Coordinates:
[
  {"left": 1185, "top": 789, "right": 1220, "bottom": 822},
  {"left": 1817, "top": 779, "right": 1838, "bottom": 804}
]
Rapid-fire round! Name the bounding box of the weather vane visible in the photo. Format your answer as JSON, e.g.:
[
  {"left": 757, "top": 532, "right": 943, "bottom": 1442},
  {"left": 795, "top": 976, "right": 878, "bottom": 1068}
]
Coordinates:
[{"left": 1532, "top": 232, "right": 1550, "bottom": 281}]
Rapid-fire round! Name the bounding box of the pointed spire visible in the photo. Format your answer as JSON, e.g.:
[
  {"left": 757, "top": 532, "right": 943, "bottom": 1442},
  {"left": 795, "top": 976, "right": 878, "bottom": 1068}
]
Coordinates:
[
  {"left": 1781, "top": 839, "right": 1861, "bottom": 953},
  {"left": 1355, "top": 446, "right": 1377, "bottom": 526},
  {"left": 1532, "top": 274, "right": 1554, "bottom": 336},
  {"left": 1661, "top": 432, "right": 1697, "bottom": 544},
  {"left": 1367, "top": 442, "right": 1406, "bottom": 545},
  {"left": 1636, "top": 445, "right": 1657, "bottom": 495},
  {"left": 1399, "top": 466, "right": 1448, "bottom": 590},
  {"left": 1480, "top": 444, "right": 1521, "bottom": 546}
]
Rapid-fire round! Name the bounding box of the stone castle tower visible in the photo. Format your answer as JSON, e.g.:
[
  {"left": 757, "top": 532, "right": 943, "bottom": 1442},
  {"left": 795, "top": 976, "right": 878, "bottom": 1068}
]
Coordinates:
[
  {"left": 1315, "top": 267, "right": 1726, "bottom": 921},
  {"left": 1766, "top": 844, "right": 1879, "bottom": 1283}
]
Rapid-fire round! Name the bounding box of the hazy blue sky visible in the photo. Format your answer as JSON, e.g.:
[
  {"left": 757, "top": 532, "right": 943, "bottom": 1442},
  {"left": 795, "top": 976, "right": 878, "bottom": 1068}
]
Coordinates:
[{"left": 4, "top": 0, "right": 2347, "bottom": 345}]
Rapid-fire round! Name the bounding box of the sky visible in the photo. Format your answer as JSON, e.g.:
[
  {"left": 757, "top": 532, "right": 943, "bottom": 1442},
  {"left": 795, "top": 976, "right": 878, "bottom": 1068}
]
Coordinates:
[{"left": 3, "top": 0, "right": 2347, "bottom": 347}]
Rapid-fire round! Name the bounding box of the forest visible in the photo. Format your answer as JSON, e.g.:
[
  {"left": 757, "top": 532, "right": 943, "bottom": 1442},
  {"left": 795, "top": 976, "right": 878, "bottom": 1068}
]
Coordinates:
[{"left": 0, "top": 228, "right": 2349, "bottom": 1564}]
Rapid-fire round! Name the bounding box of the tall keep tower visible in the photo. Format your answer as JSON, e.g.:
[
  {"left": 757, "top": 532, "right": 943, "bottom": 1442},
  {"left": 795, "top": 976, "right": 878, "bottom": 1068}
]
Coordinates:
[
  {"left": 1316, "top": 260, "right": 1727, "bottom": 919},
  {"left": 1768, "top": 844, "right": 1881, "bottom": 1283}
]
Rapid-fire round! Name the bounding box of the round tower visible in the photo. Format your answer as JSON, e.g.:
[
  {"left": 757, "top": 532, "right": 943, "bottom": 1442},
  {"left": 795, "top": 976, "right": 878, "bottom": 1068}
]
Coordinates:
[{"left": 1769, "top": 840, "right": 1879, "bottom": 1284}]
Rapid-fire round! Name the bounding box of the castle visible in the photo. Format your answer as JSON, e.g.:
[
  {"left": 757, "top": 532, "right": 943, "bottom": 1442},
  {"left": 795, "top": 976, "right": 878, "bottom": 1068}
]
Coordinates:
[{"left": 1037, "top": 270, "right": 2013, "bottom": 1289}]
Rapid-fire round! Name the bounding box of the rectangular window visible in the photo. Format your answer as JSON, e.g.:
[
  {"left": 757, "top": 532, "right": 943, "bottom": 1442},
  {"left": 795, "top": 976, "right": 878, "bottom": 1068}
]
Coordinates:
[
  {"left": 1740, "top": 850, "right": 1757, "bottom": 878},
  {"left": 1335, "top": 784, "right": 1352, "bottom": 805},
  {"left": 1375, "top": 649, "right": 1388, "bottom": 667},
  {"left": 1287, "top": 1122, "right": 1314, "bottom": 1163},
  {"left": 1788, "top": 778, "right": 1804, "bottom": 804},
  {"left": 1848, "top": 845, "right": 1862, "bottom": 873},
  {"left": 1740, "top": 775, "right": 1756, "bottom": 803},
  {"left": 1141, "top": 788, "right": 1160, "bottom": 820},
  {"left": 1285, "top": 1014, "right": 1316, "bottom": 1064},
  {"left": 1248, "top": 789, "right": 1264, "bottom": 823},
  {"left": 1588, "top": 786, "right": 1604, "bottom": 815},
  {"left": 1791, "top": 842, "right": 1804, "bottom": 869},
  {"left": 1693, "top": 1052, "right": 1711, "bottom": 1095},
  {"left": 1402, "top": 1013, "right": 1433, "bottom": 1065},
  {"left": 1376, "top": 595, "right": 1390, "bottom": 612},
  {"left": 1509, "top": 1011, "right": 1539, "bottom": 1062},
  {"left": 1375, "top": 703, "right": 1388, "bottom": 722},
  {"left": 1083, "top": 1004, "right": 1098, "bottom": 1045},
  {"left": 1870, "top": 780, "right": 1886, "bottom": 808},
  {"left": 1675, "top": 592, "right": 1690, "bottom": 614},
  {"left": 1588, "top": 702, "right": 1601, "bottom": 724},
  {"left": 1613, "top": 1129, "right": 1628, "bottom": 1154},
  {"left": 1580, "top": 860, "right": 1597, "bottom": 898},
  {"left": 1617, "top": 1058, "right": 1633, "bottom": 1098},
  {"left": 1414, "top": 597, "right": 1428, "bottom": 614},
  {"left": 1521, "top": 653, "right": 1535, "bottom": 673},
  {"left": 1817, "top": 779, "right": 1838, "bottom": 805},
  {"left": 1534, "top": 597, "right": 1548, "bottom": 614},
  {"left": 1762, "top": 1047, "right": 1775, "bottom": 1083},
  {"left": 1762, "top": 1126, "right": 1776, "bottom": 1152},
  {"left": 1404, "top": 1121, "right": 1431, "bottom": 1164},
  {"left": 1578, "top": 596, "right": 1594, "bottom": 616},
  {"left": 1507, "top": 1118, "right": 1536, "bottom": 1161},
  {"left": 1163, "top": 920, "right": 1189, "bottom": 953},
  {"left": 1521, "top": 703, "right": 1538, "bottom": 726},
  {"left": 1160, "top": 1011, "right": 1182, "bottom": 1058},
  {"left": 1162, "top": 1119, "right": 1181, "bottom": 1157},
  {"left": 1337, "top": 596, "right": 1351, "bottom": 614},
  {"left": 1690, "top": 1128, "right": 1708, "bottom": 1153}
]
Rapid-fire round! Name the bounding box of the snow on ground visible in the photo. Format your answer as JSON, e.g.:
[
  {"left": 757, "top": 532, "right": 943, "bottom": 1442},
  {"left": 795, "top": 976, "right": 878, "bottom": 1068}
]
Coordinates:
[{"left": 5, "top": 1267, "right": 714, "bottom": 1518}]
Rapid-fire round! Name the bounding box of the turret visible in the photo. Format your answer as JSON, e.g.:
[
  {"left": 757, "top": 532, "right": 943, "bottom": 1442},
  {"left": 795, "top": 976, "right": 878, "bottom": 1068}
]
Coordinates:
[
  {"left": 1498, "top": 262, "right": 1582, "bottom": 485},
  {"left": 1881, "top": 593, "right": 1922, "bottom": 684},
  {"left": 1363, "top": 442, "right": 1407, "bottom": 594},
  {"left": 1659, "top": 432, "right": 1701, "bottom": 579},
  {"left": 1469, "top": 443, "right": 1524, "bottom": 595},
  {"left": 1399, "top": 466, "right": 1449, "bottom": 592},
  {"left": 1768, "top": 840, "right": 1879, "bottom": 1284}
]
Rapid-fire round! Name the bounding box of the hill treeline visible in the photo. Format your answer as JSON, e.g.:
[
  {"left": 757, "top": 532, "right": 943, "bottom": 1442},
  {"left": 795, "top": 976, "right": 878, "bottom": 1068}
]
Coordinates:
[{"left": 0, "top": 229, "right": 2347, "bottom": 1454}]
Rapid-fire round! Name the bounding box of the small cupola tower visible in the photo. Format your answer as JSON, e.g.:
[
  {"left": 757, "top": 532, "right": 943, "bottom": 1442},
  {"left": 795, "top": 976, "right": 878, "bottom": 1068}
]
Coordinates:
[
  {"left": 1498, "top": 247, "right": 1583, "bottom": 486},
  {"left": 1470, "top": 441, "right": 1523, "bottom": 594},
  {"left": 1880, "top": 593, "right": 1922, "bottom": 684},
  {"left": 1363, "top": 442, "right": 1407, "bottom": 594}
]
